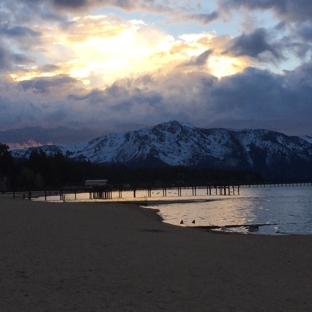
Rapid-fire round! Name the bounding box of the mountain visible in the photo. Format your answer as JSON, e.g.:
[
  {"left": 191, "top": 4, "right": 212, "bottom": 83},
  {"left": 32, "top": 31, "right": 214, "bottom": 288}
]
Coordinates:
[{"left": 10, "top": 120, "right": 312, "bottom": 181}]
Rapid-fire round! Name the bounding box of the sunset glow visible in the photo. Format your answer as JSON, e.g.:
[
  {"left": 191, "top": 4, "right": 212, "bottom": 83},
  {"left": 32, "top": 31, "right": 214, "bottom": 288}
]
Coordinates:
[
  {"left": 10, "top": 15, "right": 251, "bottom": 87},
  {"left": 1, "top": 0, "right": 312, "bottom": 140}
]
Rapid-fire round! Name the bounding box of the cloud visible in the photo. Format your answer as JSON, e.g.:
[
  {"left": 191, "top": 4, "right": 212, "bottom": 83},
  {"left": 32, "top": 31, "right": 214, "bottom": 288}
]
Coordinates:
[
  {"left": 13, "top": 54, "right": 34, "bottom": 65},
  {"left": 178, "top": 11, "right": 219, "bottom": 25},
  {"left": 0, "top": 42, "right": 34, "bottom": 72},
  {"left": 0, "top": 22, "right": 43, "bottom": 51},
  {"left": 194, "top": 49, "right": 214, "bottom": 66},
  {"left": 51, "top": 0, "right": 135, "bottom": 11},
  {"left": 298, "top": 24, "right": 312, "bottom": 41},
  {"left": 182, "top": 49, "right": 214, "bottom": 68},
  {"left": 3, "top": 0, "right": 221, "bottom": 26},
  {"left": 0, "top": 46, "right": 16, "bottom": 71},
  {"left": 218, "top": 0, "right": 312, "bottom": 23},
  {"left": 0, "top": 0, "right": 312, "bottom": 140},
  {"left": 11, "top": 17, "right": 246, "bottom": 86},
  {"left": 224, "top": 28, "right": 284, "bottom": 62},
  {"left": 203, "top": 65, "right": 312, "bottom": 134},
  {"left": 36, "top": 64, "right": 61, "bottom": 74},
  {"left": 0, "top": 23, "right": 41, "bottom": 38},
  {"left": 19, "top": 75, "right": 79, "bottom": 93},
  {"left": 57, "top": 62, "right": 312, "bottom": 136},
  {"left": 0, "top": 23, "right": 40, "bottom": 38},
  {"left": 8, "top": 0, "right": 197, "bottom": 17},
  {"left": 1, "top": 59, "right": 312, "bottom": 138},
  {"left": 61, "top": 15, "right": 130, "bottom": 43},
  {"left": 0, "top": 0, "right": 66, "bottom": 25}
]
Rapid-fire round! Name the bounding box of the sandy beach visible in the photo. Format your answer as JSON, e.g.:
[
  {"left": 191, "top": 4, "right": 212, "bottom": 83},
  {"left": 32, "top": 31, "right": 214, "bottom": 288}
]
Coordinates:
[{"left": 1, "top": 196, "right": 312, "bottom": 311}]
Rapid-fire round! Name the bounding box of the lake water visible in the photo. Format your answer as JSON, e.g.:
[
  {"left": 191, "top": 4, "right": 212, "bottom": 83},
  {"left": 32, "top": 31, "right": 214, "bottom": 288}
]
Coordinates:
[
  {"left": 36, "top": 185, "right": 312, "bottom": 235},
  {"left": 143, "top": 185, "right": 312, "bottom": 235}
]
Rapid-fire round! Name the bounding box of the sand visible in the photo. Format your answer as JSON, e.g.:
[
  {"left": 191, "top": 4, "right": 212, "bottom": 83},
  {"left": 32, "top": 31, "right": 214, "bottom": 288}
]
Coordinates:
[{"left": 0, "top": 196, "right": 312, "bottom": 312}]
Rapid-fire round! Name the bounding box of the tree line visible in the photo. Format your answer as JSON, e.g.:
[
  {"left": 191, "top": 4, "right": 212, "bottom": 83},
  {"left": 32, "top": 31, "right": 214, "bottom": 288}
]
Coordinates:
[{"left": 0, "top": 143, "right": 263, "bottom": 191}]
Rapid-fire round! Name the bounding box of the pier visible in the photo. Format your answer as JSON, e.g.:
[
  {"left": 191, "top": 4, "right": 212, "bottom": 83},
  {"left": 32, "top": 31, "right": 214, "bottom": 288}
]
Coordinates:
[
  {"left": 87, "top": 184, "right": 240, "bottom": 200},
  {"left": 7, "top": 182, "right": 312, "bottom": 201},
  {"left": 241, "top": 182, "right": 312, "bottom": 188}
]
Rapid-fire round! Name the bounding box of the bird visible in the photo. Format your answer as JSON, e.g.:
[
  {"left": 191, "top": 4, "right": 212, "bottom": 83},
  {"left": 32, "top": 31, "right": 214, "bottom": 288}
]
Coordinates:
[
  {"left": 192, "top": 220, "right": 195, "bottom": 224},
  {"left": 180, "top": 220, "right": 184, "bottom": 224}
]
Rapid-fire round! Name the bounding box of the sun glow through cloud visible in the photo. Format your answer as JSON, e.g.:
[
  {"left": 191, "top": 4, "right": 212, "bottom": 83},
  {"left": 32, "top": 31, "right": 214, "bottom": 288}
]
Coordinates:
[
  {"left": 1, "top": 0, "right": 312, "bottom": 138},
  {"left": 10, "top": 14, "right": 250, "bottom": 88},
  {"left": 208, "top": 55, "right": 247, "bottom": 78}
]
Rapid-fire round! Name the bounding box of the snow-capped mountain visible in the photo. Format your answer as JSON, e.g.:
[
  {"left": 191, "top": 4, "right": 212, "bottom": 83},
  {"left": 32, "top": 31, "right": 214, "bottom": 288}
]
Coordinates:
[{"left": 11, "top": 120, "right": 312, "bottom": 180}]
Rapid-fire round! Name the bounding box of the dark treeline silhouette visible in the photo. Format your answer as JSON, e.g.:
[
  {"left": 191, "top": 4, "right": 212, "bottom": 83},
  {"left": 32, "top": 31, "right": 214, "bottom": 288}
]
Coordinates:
[{"left": 0, "top": 144, "right": 262, "bottom": 191}]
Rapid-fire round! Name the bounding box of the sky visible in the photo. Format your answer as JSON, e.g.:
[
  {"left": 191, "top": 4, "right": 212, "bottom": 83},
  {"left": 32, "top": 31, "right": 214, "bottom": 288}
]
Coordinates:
[{"left": 1, "top": 0, "right": 312, "bottom": 146}]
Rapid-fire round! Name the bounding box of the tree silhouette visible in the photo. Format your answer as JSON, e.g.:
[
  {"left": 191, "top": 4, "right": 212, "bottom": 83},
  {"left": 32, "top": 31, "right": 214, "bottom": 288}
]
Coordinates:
[{"left": 0, "top": 143, "right": 14, "bottom": 177}]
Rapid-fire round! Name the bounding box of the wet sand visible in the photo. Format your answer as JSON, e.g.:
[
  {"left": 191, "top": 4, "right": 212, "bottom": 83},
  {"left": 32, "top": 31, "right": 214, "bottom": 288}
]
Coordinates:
[{"left": 1, "top": 196, "right": 312, "bottom": 311}]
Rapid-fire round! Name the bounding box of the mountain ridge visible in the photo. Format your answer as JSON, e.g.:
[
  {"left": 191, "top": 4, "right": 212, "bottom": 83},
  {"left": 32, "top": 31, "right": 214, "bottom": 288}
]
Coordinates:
[{"left": 10, "top": 120, "right": 312, "bottom": 181}]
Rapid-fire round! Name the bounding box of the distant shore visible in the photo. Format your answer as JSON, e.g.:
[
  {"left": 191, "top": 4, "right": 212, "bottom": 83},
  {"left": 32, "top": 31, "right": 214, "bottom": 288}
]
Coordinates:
[{"left": 1, "top": 196, "right": 312, "bottom": 311}]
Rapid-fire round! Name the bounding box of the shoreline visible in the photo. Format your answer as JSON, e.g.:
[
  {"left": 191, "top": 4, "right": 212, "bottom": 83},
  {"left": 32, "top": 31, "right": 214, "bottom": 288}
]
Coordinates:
[
  {"left": 9, "top": 195, "right": 311, "bottom": 235},
  {"left": 6, "top": 195, "right": 309, "bottom": 235},
  {"left": 1, "top": 196, "right": 312, "bottom": 311}
]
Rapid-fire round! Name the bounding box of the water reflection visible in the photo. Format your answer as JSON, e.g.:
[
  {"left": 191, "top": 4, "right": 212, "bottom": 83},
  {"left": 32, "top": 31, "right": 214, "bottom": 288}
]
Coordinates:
[{"left": 146, "top": 186, "right": 312, "bottom": 235}]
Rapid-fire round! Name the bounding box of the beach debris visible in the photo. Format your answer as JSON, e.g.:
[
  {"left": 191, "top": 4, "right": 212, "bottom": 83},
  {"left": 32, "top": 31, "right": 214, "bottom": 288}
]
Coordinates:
[
  {"left": 180, "top": 220, "right": 184, "bottom": 224},
  {"left": 192, "top": 220, "right": 195, "bottom": 224},
  {"left": 248, "top": 225, "right": 259, "bottom": 232}
]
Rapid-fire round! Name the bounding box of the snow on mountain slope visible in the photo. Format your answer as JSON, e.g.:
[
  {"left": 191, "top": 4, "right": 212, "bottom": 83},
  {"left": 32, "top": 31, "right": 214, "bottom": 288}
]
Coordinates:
[
  {"left": 301, "top": 136, "right": 312, "bottom": 144},
  {"left": 11, "top": 120, "right": 312, "bottom": 179}
]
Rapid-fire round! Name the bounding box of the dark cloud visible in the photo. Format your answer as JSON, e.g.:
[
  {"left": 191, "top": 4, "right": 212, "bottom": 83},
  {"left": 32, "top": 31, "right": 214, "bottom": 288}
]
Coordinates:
[
  {"left": 52, "top": 0, "right": 88, "bottom": 8},
  {"left": 0, "top": 0, "right": 65, "bottom": 24},
  {"left": 50, "top": 0, "right": 140, "bottom": 11},
  {"left": 298, "top": 24, "right": 312, "bottom": 41},
  {"left": 64, "top": 64, "right": 312, "bottom": 136},
  {"left": 0, "top": 22, "right": 42, "bottom": 50},
  {"left": 4, "top": 0, "right": 312, "bottom": 27},
  {"left": 20, "top": 75, "right": 78, "bottom": 93},
  {"left": 210, "top": 68, "right": 289, "bottom": 116},
  {"left": 1, "top": 61, "right": 312, "bottom": 136},
  {"left": 37, "top": 64, "right": 61, "bottom": 73},
  {"left": 0, "top": 43, "right": 33, "bottom": 71},
  {"left": 278, "top": 35, "right": 312, "bottom": 59},
  {"left": 224, "top": 28, "right": 283, "bottom": 62},
  {"left": 183, "top": 49, "right": 214, "bottom": 67},
  {"left": 51, "top": 0, "right": 135, "bottom": 10},
  {"left": 0, "top": 0, "right": 312, "bottom": 138},
  {"left": 13, "top": 54, "right": 34, "bottom": 64},
  {"left": 5, "top": 0, "right": 215, "bottom": 22},
  {"left": 0, "top": 23, "right": 41, "bottom": 38},
  {"left": 195, "top": 50, "right": 214, "bottom": 66},
  {"left": 185, "top": 11, "right": 219, "bottom": 25},
  {"left": 218, "top": 0, "right": 312, "bottom": 23},
  {"left": 0, "top": 47, "right": 14, "bottom": 70},
  {"left": 205, "top": 65, "right": 312, "bottom": 134}
]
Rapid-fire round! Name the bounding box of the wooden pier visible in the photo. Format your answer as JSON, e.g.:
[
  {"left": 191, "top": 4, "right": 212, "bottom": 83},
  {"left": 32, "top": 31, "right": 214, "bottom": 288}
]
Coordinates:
[
  {"left": 88, "top": 184, "right": 240, "bottom": 200},
  {"left": 8, "top": 181, "right": 312, "bottom": 201},
  {"left": 241, "top": 182, "right": 312, "bottom": 188}
]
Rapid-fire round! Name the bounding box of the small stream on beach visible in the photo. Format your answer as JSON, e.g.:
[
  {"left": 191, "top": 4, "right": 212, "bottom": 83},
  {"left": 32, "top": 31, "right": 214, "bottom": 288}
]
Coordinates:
[{"left": 143, "top": 185, "right": 312, "bottom": 235}]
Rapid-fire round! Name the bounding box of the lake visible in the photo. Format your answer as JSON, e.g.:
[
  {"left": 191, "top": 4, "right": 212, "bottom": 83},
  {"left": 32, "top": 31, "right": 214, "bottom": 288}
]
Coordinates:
[
  {"left": 35, "top": 184, "right": 312, "bottom": 235},
  {"left": 143, "top": 185, "right": 312, "bottom": 235}
]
